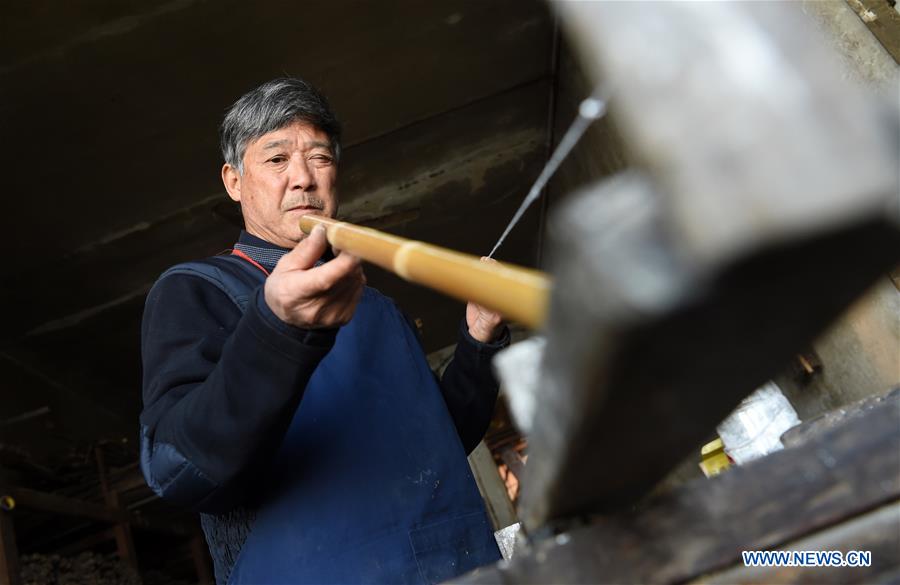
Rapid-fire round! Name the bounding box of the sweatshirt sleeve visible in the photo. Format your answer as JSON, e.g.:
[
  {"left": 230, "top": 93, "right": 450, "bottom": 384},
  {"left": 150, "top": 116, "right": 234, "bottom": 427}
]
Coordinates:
[
  {"left": 139, "top": 273, "right": 336, "bottom": 513},
  {"left": 437, "top": 319, "right": 510, "bottom": 454}
]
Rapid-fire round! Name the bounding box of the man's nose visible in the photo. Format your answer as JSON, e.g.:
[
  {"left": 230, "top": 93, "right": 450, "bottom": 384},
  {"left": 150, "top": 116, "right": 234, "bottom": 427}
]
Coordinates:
[{"left": 288, "top": 157, "right": 316, "bottom": 191}]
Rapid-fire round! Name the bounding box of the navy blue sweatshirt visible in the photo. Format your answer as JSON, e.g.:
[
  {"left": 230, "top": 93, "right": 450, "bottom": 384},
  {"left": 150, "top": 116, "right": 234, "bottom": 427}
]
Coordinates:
[{"left": 140, "top": 231, "right": 508, "bottom": 515}]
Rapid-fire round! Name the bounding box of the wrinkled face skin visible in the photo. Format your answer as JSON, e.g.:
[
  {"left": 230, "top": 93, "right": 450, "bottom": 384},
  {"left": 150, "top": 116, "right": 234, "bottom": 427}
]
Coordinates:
[{"left": 222, "top": 120, "right": 338, "bottom": 248}]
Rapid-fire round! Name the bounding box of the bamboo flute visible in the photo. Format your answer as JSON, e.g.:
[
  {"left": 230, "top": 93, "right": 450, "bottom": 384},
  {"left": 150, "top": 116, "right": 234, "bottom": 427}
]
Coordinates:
[{"left": 298, "top": 216, "right": 551, "bottom": 329}]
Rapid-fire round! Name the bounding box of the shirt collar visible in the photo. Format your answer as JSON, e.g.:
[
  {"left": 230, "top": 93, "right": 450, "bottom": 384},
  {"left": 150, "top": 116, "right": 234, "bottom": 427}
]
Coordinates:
[{"left": 234, "top": 230, "right": 333, "bottom": 272}]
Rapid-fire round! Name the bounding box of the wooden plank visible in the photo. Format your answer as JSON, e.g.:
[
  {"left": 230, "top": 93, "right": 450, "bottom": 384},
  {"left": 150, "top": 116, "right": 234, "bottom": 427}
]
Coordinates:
[
  {"left": 690, "top": 502, "right": 900, "bottom": 584},
  {"left": 847, "top": 0, "right": 900, "bottom": 64},
  {"left": 109, "top": 491, "right": 138, "bottom": 570},
  {"left": 468, "top": 442, "right": 517, "bottom": 530},
  {"left": 0, "top": 510, "right": 21, "bottom": 585},
  {"left": 1, "top": 486, "right": 119, "bottom": 524},
  {"left": 95, "top": 447, "right": 138, "bottom": 570},
  {"left": 458, "top": 394, "right": 900, "bottom": 584},
  {"left": 0, "top": 485, "right": 191, "bottom": 536}
]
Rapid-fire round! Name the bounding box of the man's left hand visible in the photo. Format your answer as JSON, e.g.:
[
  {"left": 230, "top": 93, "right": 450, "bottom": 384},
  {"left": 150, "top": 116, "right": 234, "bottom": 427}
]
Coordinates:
[{"left": 466, "top": 257, "right": 505, "bottom": 343}]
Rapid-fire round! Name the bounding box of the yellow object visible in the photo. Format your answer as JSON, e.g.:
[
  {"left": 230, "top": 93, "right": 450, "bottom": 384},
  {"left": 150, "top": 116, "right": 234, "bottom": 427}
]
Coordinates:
[
  {"left": 0, "top": 495, "right": 15, "bottom": 511},
  {"left": 298, "top": 215, "right": 551, "bottom": 329},
  {"left": 699, "top": 437, "right": 732, "bottom": 478}
]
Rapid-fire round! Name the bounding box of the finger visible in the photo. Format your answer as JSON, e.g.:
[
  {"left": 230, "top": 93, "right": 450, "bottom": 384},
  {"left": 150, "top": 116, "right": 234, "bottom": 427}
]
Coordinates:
[
  {"left": 480, "top": 256, "right": 499, "bottom": 265},
  {"left": 309, "top": 251, "right": 363, "bottom": 290},
  {"left": 278, "top": 225, "right": 329, "bottom": 271},
  {"left": 471, "top": 300, "right": 502, "bottom": 322},
  {"left": 279, "top": 254, "right": 362, "bottom": 304}
]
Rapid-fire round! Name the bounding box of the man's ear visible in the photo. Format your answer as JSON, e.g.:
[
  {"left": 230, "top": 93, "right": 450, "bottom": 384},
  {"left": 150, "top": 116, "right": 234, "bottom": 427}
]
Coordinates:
[{"left": 222, "top": 164, "right": 242, "bottom": 202}]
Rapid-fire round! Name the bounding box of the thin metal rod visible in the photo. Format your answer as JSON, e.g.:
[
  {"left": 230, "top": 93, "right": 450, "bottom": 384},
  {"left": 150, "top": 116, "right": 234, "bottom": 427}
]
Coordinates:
[
  {"left": 299, "top": 216, "right": 551, "bottom": 329},
  {"left": 488, "top": 87, "right": 610, "bottom": 259}
]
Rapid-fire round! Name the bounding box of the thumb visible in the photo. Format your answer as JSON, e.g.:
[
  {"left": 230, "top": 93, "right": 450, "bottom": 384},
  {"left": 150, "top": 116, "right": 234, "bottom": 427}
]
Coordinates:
[{"left": 279, "top": 224, "right": 328, "bottom": 271}]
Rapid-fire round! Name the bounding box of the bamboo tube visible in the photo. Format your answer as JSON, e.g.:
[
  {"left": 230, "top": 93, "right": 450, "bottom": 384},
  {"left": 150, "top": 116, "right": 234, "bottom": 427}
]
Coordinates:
[{"left": 298, "top": 216, "right": 551, "bottom": 329}]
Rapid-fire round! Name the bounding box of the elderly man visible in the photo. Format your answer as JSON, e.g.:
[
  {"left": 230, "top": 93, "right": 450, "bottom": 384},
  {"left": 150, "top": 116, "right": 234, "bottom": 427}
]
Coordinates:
[{"left": 139, "top": 77, "right": 508, "bottom": 584}]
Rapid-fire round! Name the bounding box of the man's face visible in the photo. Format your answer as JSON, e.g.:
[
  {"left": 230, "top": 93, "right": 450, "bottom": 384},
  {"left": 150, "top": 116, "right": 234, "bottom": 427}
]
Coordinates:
[{"left": 222, "top": 120, "right": 338, "bottom": 247}]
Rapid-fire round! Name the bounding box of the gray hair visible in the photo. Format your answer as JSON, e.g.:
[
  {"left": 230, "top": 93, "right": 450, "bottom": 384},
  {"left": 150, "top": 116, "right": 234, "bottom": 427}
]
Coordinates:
[{"left": 220, "top": 77, "right": 342, "bottom": 174}]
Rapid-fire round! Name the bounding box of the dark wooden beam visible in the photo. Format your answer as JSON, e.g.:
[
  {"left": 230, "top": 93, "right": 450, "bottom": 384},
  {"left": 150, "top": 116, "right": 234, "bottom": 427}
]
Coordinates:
[
  {"left": 2, "top": 486, "right": 117, "bottom": 524},
  {"left": 846, "top": 0, "right": 900, "bottom": 64},
  {"left": 0, "top": 485, "right": 191, "bottom": 536},
  {"left": 689, "top": 502, "right": 900, "bottom": 584},
  {"left": 95, "top": 447, "right": 138, "bottom": 570},
  {"left": 0, "top": 510, "right": 21, "bottom": 585}
]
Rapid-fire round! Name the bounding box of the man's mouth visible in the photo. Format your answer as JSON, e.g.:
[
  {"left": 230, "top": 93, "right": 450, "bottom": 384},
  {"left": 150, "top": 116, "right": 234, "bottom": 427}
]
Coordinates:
[{"left": 286, "top": 205, "right": 322, "bottom": 212}]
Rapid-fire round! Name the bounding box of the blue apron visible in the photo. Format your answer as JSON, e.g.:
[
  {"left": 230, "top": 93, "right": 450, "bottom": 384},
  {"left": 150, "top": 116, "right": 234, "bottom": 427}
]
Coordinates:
[{"left": 228, "top": 286, "right": 500, "bottom": 584}]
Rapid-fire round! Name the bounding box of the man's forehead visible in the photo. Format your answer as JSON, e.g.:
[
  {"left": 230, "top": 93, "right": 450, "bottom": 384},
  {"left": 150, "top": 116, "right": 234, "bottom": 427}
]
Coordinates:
[{"left": 252, "top": 121, "right": 330, "bottom": 150}]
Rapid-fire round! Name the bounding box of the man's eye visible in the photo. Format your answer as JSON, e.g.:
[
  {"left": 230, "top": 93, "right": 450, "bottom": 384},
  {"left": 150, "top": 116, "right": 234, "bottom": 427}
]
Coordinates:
[
  {"left": 312, "top": 155, "right": 333, "bottom": 164},
  {"left": 268, "top": 156, "right": 287, "bottom": 164}
]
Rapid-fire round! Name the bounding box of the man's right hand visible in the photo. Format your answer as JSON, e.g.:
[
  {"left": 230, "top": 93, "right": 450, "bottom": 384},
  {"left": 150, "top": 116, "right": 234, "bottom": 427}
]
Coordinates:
[{"left": 264, "top": 224, "right": 366, "bottom": 328}]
